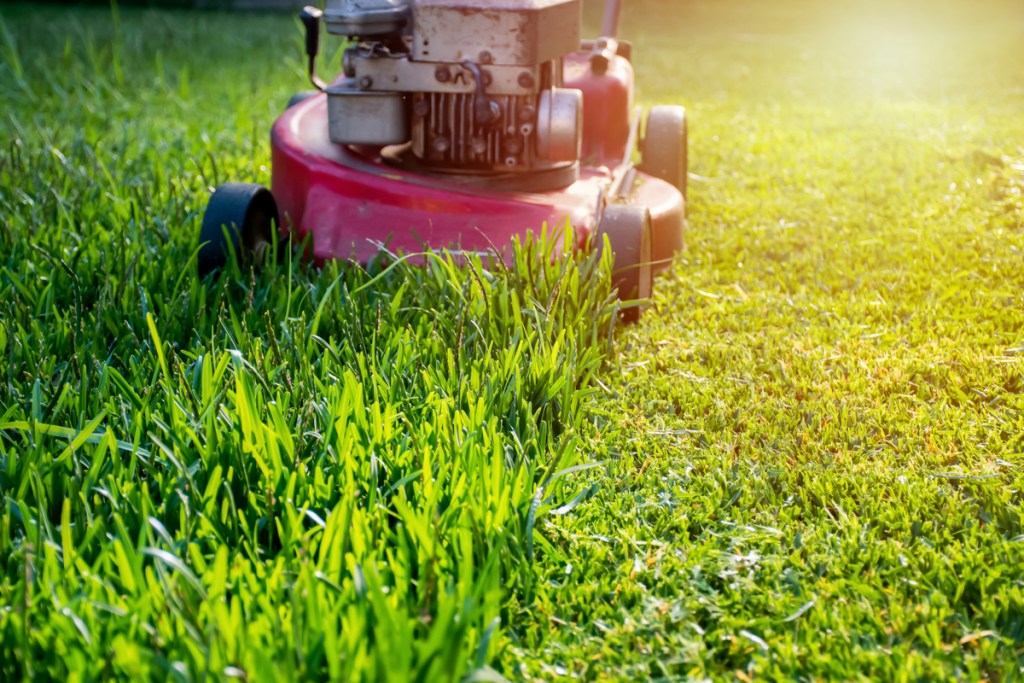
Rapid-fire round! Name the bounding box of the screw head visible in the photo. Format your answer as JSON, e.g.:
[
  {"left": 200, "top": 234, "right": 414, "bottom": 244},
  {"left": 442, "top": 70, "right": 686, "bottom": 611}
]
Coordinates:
[
  {"left": 518, "top": 72, "right": 535, "bottom": 89},
  {"left": 358, "top": 75, "right": 373, "bottom": 89},
  {"left": 435, "top": 66, "right": 451, "bottom": 83}
]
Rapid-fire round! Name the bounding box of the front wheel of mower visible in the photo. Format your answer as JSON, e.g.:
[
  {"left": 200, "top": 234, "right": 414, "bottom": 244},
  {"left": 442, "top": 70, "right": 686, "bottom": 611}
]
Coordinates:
[
  {"left": 596, "top": 204, "right": 653, "bottom": 323},
  {"left": 198, "top": 183, "right": 280, "bottom": 278},
  {"left": 640, "top": 105, "right": 688, "bottom": 208}
]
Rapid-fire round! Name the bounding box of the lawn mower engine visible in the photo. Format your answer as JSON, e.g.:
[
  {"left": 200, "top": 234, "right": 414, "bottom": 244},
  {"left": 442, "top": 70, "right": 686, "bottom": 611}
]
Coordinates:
[
  {"left": 198, "top": 0, "right": 689, "bottom": 321},
  {"left": 326, "top": 0, "right": 583, "bottom": 190}
]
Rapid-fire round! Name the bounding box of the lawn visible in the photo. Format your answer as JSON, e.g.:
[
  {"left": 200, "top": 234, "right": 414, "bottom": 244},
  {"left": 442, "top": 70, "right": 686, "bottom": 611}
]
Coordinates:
[{"left": 2, "top": 0, "right": 1023, "bottom": 680}]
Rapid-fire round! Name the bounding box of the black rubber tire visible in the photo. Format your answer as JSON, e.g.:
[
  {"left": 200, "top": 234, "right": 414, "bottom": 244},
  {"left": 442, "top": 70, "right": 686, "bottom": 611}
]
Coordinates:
[
  {"left": 286, "top": 90, "right": 318, "bottom": 110},
  {"left": 596, "top": 204, "right": 653, "bottom": 323},
  {"left": 197, "top": 183, "right": 280, "bottom": 278},
  {"left": 640, "top": 105, "right": 688, "bottom": 207}
]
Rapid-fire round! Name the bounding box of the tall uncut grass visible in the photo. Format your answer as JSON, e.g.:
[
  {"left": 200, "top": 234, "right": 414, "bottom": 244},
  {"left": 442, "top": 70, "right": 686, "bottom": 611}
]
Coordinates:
[{"left": 0, "top": 4, "right": 621, "bottom": 679}]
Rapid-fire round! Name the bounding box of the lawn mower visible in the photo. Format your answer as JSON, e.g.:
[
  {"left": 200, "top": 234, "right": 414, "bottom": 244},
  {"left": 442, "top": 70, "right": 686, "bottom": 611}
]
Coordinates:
[{"left": 198, "top": 0, "right": 688, "bottom": 318}]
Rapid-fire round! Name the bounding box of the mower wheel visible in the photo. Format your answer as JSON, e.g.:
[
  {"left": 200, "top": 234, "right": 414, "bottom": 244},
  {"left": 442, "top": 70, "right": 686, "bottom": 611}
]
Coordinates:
[
  {"left": 198, "top": 183, "right": 280, "bottom": 278},
  {"left": 286, "top": 90, "right": 318, "bottom": 109},
  {"left": 596, "top": 204, "right": 653, "bottom": 323},
  {"left": 640, "top": 105, "right": 688, "bottom": 206}
]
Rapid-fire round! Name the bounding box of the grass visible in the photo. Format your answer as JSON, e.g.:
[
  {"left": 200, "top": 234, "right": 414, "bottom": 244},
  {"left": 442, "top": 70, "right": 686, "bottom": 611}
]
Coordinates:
[
  {"left": 2, "top": 0, "right": 1024, "bottom": 680},
  {"left": 0, "top": 5, "right": 620, "bottom": 679}
]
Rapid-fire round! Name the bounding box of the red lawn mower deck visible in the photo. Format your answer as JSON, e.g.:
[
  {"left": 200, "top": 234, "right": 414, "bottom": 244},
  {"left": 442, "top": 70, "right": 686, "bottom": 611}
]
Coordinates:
[{"left": 199, "top": 0, "right": 688, "bottom": 320}]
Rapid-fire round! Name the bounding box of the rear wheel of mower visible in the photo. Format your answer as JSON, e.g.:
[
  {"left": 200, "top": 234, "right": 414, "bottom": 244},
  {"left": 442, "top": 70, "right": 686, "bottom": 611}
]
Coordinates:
[
  {"left": 198, "top": 183, "right": 280, "bottom": 278},
  {"left": 596, "top": 204, "right": 653, "bottom": 323},
  {"left": 640, "top": 105, "right": 688, "bottom": 207}
]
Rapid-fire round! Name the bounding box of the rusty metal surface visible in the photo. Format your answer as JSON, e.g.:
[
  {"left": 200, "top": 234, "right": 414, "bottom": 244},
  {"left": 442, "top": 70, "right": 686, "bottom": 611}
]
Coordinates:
[
  {"left": 325, "top": 0, "right": 410, "bottom": 37},
  {"left": 348, "top": 53, "right": 541, "bottom": 96},
  {"left": 411, "top": 0, "right": 581, "bottom": 65}
]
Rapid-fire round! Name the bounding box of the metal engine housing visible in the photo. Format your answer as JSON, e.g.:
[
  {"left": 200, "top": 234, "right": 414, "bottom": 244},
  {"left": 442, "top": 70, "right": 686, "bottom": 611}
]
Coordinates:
[{"left": 324, "top": 0, "right": 584, "bottom": 188}]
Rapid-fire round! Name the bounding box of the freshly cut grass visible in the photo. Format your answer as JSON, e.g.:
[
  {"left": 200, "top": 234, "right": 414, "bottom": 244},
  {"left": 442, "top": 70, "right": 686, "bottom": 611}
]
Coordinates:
[{"left": 514, "top": 0, "right": 1024, "bottom": 679}]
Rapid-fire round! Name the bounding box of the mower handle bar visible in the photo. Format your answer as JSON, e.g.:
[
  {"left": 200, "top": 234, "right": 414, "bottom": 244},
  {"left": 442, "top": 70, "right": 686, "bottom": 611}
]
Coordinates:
[{"left": 601, "top": 0, "right": 622, "bottom": 38}]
